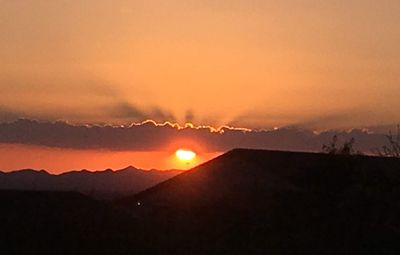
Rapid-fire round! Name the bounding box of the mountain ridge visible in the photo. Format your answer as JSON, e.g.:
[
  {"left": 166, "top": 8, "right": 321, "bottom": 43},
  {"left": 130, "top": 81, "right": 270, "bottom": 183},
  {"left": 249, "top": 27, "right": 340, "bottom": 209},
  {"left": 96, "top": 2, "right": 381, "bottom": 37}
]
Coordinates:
[
  {"left": 0, "top": 165, "right": 183, "bottom": 199},
  {"left": 114, "top": 148, "right": 400, "bottom": 254},
  {"left": 121, "top": 148, "right": 372, "bottom": 205},
  {"left": 2, "top": 165, "right": 182, "bottom": 176}
]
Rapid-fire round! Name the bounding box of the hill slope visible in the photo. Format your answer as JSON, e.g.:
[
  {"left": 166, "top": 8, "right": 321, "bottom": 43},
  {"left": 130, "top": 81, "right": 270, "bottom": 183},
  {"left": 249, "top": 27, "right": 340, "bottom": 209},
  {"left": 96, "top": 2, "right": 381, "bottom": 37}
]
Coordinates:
[{"left": 117, "top": 149, "right": 400, "bottom": 254}]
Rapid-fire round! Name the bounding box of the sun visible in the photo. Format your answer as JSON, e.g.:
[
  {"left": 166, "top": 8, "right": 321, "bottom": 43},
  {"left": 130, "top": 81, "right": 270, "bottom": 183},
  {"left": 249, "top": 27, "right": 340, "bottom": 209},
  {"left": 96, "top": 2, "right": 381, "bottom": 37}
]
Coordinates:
[{"left": 175, "top": 149, "right": 196, "bottom": 162}]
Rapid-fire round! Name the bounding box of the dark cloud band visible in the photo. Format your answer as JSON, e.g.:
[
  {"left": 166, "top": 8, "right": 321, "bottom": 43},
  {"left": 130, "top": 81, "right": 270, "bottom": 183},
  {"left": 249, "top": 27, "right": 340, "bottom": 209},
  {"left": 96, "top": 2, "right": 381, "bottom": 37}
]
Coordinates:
[{"left": 0, "top": 119, "right": 390, "bottom": 153}]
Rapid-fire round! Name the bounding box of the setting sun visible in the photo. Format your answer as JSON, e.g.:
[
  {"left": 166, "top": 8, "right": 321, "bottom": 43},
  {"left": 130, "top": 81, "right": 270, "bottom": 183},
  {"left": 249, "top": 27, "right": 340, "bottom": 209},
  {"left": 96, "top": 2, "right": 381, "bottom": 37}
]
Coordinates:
[{"left": 175, "top": 149, "right": 197, "bottom": 162}]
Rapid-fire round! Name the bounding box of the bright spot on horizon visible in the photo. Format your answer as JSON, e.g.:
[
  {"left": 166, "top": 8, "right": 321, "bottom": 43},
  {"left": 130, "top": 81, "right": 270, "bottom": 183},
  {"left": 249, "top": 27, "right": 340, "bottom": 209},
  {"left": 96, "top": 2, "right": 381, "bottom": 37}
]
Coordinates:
[{"left": 175, "top": 149, "right": 197, "bottom": 162}]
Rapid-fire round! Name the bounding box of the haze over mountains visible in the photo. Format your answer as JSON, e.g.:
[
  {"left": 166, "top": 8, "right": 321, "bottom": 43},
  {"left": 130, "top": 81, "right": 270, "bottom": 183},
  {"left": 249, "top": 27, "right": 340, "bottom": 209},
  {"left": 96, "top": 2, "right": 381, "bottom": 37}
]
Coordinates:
[{"left": 0, "top": 167, "right": 182, "bottom": 199}]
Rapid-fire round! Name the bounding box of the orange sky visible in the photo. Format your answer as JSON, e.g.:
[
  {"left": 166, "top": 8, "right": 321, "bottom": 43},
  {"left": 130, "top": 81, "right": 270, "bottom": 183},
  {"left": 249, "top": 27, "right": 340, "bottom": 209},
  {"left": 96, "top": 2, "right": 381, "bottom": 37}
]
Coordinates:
[
  {"left": 1, "top": 0, "right": 399, "bottom": 129},
  {"left": 0, "top": 143, "right": 221, "bottom": 173},
  {"left": 0, "top": 1, "right": 399, "bottom": 172}
]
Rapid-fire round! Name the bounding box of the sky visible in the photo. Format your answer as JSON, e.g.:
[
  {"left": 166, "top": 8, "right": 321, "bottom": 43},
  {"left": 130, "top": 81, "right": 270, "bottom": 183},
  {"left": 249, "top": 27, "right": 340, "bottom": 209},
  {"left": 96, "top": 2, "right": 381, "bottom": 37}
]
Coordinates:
[{"left": 0, "top": 1, "right": 399, "bottom": 172}]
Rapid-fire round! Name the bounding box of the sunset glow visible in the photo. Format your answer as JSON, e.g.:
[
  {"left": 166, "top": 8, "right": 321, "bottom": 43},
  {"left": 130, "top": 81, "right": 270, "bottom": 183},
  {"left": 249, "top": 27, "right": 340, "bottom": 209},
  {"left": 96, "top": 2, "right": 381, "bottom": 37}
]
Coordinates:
[
  {"left": 0, "top": 144, "right": 221, "bottom": 173},
  {"left": 175, "top": 149, "right": 197, "bottom": 162},
  {"left": 0, "top": 0, "right": 399, "bottom": 172},
  {"left": 1, "top": 1, "right": 399, "bottom": 253}
]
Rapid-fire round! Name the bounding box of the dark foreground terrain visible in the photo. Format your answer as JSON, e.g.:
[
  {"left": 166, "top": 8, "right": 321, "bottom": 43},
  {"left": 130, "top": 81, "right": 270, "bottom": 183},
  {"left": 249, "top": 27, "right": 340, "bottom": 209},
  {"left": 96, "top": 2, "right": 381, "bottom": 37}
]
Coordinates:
[{"left": 2, "top": 149, "right": 400, "bottom": 254}]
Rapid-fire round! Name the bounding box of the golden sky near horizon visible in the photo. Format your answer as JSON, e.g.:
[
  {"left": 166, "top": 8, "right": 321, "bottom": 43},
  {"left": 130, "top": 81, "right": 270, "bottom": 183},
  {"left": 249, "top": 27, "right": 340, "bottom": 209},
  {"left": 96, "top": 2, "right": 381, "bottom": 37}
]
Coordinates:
[
  {"left": 0, "top": 143, "right": 220, "bottom": 173},
  {"left": 1, "top": 0, "right": 400, "bottom": 129}
]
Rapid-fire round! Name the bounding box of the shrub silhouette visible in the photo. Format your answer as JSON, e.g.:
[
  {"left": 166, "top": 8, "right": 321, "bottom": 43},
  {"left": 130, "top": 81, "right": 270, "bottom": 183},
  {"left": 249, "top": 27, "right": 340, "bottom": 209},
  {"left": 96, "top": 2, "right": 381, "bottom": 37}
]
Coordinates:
[
  {"left": 322, "top": 135, "right": 357, "bottom": 155},
  {"left": 374, "top": 125, "right": 400, "bottom": 157}
]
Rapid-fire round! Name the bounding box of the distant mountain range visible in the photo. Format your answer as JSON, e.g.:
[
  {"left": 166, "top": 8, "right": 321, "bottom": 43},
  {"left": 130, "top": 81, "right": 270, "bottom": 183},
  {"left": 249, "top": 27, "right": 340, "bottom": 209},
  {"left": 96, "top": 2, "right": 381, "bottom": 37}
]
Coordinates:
[{"left": 0, "top": 166, "right": 182, "bottom": 199}]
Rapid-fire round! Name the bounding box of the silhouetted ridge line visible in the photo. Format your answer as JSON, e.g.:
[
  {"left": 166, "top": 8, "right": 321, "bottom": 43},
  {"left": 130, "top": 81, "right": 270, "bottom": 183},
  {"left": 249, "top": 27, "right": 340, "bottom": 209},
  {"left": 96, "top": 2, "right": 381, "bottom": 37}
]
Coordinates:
[
  {"left": 0, "top": 166, "right": 183, "bottom": 199},
  {"left": 113, "top": 149, "right": 400, "bottom": 254},
  {"left": 127, "top": 148, "right": 375, "bottom": 202}
]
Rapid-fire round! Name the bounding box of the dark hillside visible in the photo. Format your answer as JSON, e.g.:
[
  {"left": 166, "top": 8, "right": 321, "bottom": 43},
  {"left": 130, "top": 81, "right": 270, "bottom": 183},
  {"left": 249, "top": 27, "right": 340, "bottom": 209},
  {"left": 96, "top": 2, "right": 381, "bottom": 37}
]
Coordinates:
[
  {"left": 117, "top": 149, "right": 400, "bottom": 254},
  {"left": 0, "top": 190, "right": 136, "bottom": 255}
]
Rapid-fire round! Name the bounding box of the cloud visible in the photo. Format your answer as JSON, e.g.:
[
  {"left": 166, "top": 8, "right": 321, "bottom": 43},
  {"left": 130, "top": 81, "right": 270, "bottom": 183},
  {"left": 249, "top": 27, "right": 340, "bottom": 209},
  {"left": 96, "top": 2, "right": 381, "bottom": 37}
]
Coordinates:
[
  {"left": 1, "top": 73, "right": 175, "bottom": 124},
  {"left": 107, "top": 102, "right": 177, "bottom": 123},
  {"left": 109, "top": 102, "right": 146, "bottom": 120},
  {"left": 149, "top": 107, "right": 176, "bottom": 121},
  {"left": 0, "top": 107, "right": 24, "bottom": 122},
  {"left": 0, "top": 74, "right": 119, "bottom": 98},
  {"left": 227, "top": 105, "right": 393, "bottom": 131},
  {"left": 185, "top": 110, "right": 195, "bottom": 123},
  {"left": 0, "top": 119, "right": 391, "bottom": 153},
  {"left": 291, "top": 109, "right": 383, "bottom": 131}
]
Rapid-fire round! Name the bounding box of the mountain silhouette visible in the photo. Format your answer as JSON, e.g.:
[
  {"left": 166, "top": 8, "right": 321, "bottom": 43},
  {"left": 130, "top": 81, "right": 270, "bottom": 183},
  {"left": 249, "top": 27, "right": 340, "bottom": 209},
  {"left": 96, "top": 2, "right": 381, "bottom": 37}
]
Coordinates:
[
  {"left": 0, "top": 166, "right": 182, "bottom": 199},
  {"left": 116, "top": 149, "right": 400, "bottom": 254}
]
